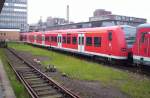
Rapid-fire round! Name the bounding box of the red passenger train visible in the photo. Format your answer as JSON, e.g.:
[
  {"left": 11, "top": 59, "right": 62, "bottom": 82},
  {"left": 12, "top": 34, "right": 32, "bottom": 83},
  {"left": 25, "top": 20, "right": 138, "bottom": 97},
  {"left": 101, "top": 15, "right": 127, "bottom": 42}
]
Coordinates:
[
  {"left": 21, "top": 25, "right": 136, "bottom": 63},
  {"left": 132, "top": 24, "right": 150, "bottom": 66}
]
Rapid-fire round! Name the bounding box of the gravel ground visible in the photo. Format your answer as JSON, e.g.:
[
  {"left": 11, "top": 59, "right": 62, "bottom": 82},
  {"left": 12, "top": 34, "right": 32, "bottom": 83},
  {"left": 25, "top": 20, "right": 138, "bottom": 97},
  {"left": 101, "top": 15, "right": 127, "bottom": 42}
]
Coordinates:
[{"left": 12, "top": 49, "right": 129, "bottom": 98}]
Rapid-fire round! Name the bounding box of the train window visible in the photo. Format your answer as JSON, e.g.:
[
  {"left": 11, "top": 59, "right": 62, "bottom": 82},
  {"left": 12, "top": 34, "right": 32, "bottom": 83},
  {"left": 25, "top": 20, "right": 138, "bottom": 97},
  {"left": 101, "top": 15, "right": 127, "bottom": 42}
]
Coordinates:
[
  {"left": 58, "top": 36, "right": 60, "bottom": 43},
  {"left": 108, "top": 32, "right": 112, "bottom": 41},
  {"left": 42, "top": 36, "right": 45, "bottom": 41},
  {"left": 67, "top": 36, "right": 71, "bottom": 44},
  {"left": 82, "top": 37, "right": 84, "bottom": 45},
  {"left": 49, "top": 36, "right": 51, "bottom": 41},
  {"left": 59, "top": 36, "right": 61, "bottom": 43},
  {"left": 122, "top": 25, "right": 136, "bottom": 48},
  {"left": 51, "top": 36, "right": 53, "bottom": 42},
  {"left": 54, "top": 36, "right": 57, "bottom": 42},
  {"left": 63, "top": 37, "right": 66, "bottom": 43},
  {"left": 141, "top": 32, "right": 147, "bottom": 43},
  {"left": 32, "top": 36, "right": 34, "bottom": 40},
  {"left": 34, "top": 35, "right": 36, "bottom": 40},
  {"left": 58, "top": 36, "right": 61, "bottom": 43},
  {"left": 37, "top": 36, "right": 41, "bottom": 41},
  {"left": 94, "top": 37, "right": 101, "bottom": 47},
  {"left": 72, "top": 37, "right": 77, "bottom": 44},
  {"left": 86, "top": 37, "right": 92, "bottom": 46},
  {"left": 78, "top": 37, "right": 81, "bottom": 45},
  {"left": 45, "top": 36, "right": 49, "bottom": 41}
]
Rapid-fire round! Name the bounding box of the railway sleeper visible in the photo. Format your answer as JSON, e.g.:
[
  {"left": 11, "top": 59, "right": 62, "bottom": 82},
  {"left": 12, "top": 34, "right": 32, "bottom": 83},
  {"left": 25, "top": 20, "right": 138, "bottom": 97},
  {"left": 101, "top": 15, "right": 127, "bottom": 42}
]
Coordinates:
[
  {"left": 15, "top": 66, "right": 30, "bottom": 68},
  {"left": 22, "top": 74, "right": 38, "bottom": 77},
  {"left": 31, "top": 83, "right": 49, "bottom": 88},
  {"left": 23, "top": 71, "right": 36, "bottom": 74},
  {"left": 40, "top": 94, "right": 62, "bottom": 98},
  {"left": 34, "top": 86, "right": 53, "bottom": 91},
  {"left": 27, "top": 80, "right": 45, "bottom": 85},
  {"left": 26, "top": 77, "right": 42, "bottom": 81},
  {"left": 15, "top": 67, "right": 30, "bottom": 70},
  {"left": 30, "top": 81, "right": 46, "bottom": 85},
  {"left": 23, "top": 72, "right": 40, "bottom": 76},
  {"left": 37, "top": 90, "right": 61, "bottom": 97},
  {"left": 24, "top": 75, "right": 40, "bottom": 79}
]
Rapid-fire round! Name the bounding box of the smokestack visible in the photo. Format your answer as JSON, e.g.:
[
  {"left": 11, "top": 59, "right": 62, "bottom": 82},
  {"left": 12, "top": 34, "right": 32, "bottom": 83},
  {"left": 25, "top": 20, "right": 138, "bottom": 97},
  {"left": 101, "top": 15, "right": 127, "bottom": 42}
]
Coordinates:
[{"left": 67, "top": 5, "right": 69, "bottom": 23}]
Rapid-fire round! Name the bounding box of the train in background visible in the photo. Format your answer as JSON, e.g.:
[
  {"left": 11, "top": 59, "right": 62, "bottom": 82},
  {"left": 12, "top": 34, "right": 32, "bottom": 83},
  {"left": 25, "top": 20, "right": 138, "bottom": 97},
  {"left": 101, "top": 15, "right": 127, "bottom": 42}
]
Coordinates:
[
  {"left": 132, "top": 24, "right": 150, "bottom": 66},
  {"left": 20, "top": 24, "right": 150, "bottom": 66}
]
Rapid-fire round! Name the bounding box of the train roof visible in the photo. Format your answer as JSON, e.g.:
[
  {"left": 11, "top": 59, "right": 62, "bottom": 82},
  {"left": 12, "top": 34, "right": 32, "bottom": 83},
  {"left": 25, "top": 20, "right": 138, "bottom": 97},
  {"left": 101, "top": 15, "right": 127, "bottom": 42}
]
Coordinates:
[
  {"left": 22, "top": 25, "right": 135, "bottom": 34},
  {"left": 138, "top": 23, "right": 150, "bottom": 28},
  {"left": 45, "top": 25, "right": 129, "bottom": 34}
]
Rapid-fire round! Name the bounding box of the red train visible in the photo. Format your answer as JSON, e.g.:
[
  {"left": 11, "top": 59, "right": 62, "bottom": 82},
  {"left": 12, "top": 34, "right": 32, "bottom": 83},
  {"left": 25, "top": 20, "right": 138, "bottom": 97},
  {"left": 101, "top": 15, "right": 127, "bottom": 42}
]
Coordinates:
[
  {"left": 132, "top": 24, "right": 150, "bottom": 66},
  {"left": 20, "top": 24, "right": 150, "bottom": 66}
]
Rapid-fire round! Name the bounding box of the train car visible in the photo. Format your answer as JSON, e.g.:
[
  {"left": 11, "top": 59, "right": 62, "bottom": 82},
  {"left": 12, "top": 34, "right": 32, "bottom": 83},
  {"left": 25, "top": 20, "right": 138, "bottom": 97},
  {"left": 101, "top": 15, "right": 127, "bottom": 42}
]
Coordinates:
[
  {"left": 22, "top": 25, "right": 136, "bottom": 62},
  {"left": 20, "top": 33, "right": 28, "bottom": 42},
  {"left": 132, "top": 24, "right": 150, "bottom": 66},
  {"left": 42, "top": 25, "right": 136, "bottom": 62}
]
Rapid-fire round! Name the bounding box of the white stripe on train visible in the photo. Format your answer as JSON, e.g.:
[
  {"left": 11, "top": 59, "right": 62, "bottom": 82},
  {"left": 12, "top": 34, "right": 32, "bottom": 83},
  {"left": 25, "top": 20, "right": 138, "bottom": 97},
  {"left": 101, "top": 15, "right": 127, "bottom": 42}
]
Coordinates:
[
  {"left": 29, "top": 42, "right": 127, "bottom": 60},
  {"left": 133, "top": 55, "right": 150, "bottom": 62}
]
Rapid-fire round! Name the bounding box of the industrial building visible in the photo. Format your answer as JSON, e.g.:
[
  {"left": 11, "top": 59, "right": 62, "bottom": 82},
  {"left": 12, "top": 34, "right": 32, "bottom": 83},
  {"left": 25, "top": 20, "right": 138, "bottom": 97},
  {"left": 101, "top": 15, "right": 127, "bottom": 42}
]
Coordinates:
[
  {"left": 89, "top": 9, "right": 146, "bottom": 26},
  {"left": 29, "top": 9, "right": 147, "bottom": 31}
]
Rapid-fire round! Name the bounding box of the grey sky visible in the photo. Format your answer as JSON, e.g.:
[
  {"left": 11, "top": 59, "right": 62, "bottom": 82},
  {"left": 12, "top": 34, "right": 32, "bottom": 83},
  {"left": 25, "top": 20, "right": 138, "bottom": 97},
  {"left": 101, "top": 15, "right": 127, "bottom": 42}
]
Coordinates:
[{"left": 28, "top": 0, "right": 150, "bottom": 24}]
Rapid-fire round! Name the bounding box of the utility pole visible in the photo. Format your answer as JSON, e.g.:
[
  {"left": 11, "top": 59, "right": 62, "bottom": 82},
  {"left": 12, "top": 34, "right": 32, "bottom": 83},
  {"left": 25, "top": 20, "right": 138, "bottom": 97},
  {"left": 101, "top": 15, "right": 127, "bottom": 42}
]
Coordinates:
[{"left": 67, "top": 4, "right": 69, "bottom": 23}]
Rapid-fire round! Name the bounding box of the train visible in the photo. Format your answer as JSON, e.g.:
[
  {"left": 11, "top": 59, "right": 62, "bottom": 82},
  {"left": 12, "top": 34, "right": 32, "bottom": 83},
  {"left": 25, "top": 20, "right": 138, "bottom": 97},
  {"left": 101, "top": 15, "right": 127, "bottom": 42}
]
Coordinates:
[
  {"left": 132, "top": 24, "right": 150, "bottom": 66},
  {"left": 20, "top": 24, "right": 150, "bottom": 66}
]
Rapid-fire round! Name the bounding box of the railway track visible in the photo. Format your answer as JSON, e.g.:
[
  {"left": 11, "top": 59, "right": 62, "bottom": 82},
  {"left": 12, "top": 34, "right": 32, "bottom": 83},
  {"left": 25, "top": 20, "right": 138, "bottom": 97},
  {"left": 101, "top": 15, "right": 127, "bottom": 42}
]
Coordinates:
[
  {"left": 25, "top": 43, "right": 150, "bottom": 77},
  {"left": 6, "top": 48, "right": 80, "bottom": 98}
]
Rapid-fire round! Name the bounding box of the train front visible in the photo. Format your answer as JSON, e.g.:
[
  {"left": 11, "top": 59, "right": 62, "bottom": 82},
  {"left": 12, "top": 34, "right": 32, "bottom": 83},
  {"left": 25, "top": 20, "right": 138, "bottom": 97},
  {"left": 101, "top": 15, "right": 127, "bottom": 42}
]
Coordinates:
[{"left": 121, "top": 25, "right": 136, "bottom": 63}]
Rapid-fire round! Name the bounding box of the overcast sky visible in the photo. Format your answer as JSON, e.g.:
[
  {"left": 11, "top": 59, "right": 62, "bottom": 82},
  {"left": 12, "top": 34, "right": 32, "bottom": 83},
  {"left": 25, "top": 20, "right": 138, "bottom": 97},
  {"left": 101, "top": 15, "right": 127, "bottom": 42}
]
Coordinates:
[{"left": 28, "top": 0, "right": 150, "bottom": 24}]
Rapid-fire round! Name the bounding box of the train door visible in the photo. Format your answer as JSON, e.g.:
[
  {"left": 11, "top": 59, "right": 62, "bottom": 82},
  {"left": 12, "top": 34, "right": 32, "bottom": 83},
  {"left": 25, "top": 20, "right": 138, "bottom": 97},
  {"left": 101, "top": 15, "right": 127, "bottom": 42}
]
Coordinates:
[
  {"left": 57, "top": 34, "right": 62, "bottom": 48},
  {"left": 34, "top": 34, "right": 36, "bottom": 44},
  {"left": 42, "top": 34, "right": 45, "bottom": 45},
  {"left": 145, "top": 34, "right": 150, "bottom": 57},
  {"left": 148, "top": 36, "right": 150, "bottom": 57},
  {"left": 139, "top": 32, "right": 147, "bottom": 56},
  {"left": 107, "top": 31, "right": 113, "bottom": 56},
  {"left": 78, "top": 33, "right": 85, "bottom": 52},
  {"left": 138, "top": 32, "right": 148, "bottom": 62}
]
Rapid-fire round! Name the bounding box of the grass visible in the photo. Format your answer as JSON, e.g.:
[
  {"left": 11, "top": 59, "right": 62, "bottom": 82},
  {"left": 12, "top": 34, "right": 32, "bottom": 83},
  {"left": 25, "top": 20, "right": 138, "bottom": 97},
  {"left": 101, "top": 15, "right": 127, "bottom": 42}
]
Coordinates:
[
  {"left": 0, "top": 48, "right": 30, "bottom": 98},
  {"left": 8, "top": 42, "right": 150, "bottom": 98}
]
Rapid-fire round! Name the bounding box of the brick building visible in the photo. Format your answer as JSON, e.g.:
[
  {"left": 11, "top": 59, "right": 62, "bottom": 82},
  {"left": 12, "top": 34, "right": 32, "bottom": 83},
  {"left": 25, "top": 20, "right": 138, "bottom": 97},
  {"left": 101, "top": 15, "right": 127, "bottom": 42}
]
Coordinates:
[{"left": 0, "top": 29, "right": 20, "bottom": 41}]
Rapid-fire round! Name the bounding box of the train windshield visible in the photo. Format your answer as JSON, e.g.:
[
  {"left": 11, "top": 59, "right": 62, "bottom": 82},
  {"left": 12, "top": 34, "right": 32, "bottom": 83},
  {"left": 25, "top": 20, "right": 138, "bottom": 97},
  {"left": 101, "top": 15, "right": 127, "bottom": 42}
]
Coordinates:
[{"left": 121, "top": 25, "right": 136, "bottom": 48}]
